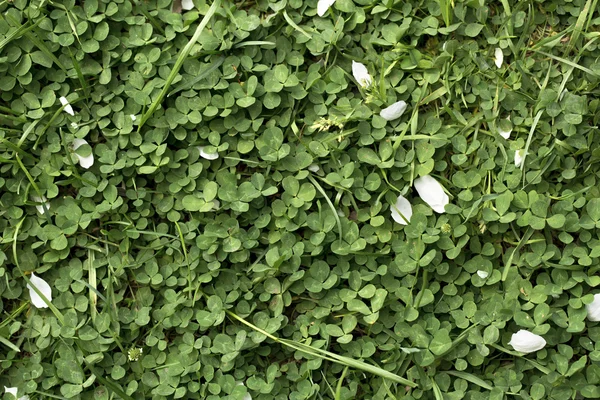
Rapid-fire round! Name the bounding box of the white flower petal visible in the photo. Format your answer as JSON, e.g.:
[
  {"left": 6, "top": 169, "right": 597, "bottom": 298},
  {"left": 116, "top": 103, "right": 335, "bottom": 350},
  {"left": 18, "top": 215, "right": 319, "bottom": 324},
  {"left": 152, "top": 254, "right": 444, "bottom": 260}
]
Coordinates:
[
  {"left": 414, "top": 175, "right": 449, "bottom": 214},
  {"left": 498, "top": 127, "right": 512, "bottom": 139},
  {"left": 130, "top": 114, "right": 137, "bottom": 121},
  {"left": 59, "top": 96, "right": 74, "bottom": 116},
  {"left": 508, "top": 330, "right": 546, "bottom": 353},
  {"left": 5, "top": 387, "right": 18, "bottom": 398},
  {"left": 308, "top": 164, "right": 320, "bottom": 173},
  {"left": 32, "top": 195, "right": 50, "bottom": 215},
  {"left": 72, "top": 138, "right": 94, "bottom": 169},
  {"left": 27, "top": 273, "right": 52, "bottom": 309},
  {"left": 476, "top": 270, "right": 489, "bottom": 279},
  {"left": 586, "top": 294, "right": 600, "bottom": 321},
  {"left": 352, "top": 61, "right": 372, "bottom": 88},
  {"left": 514, "top": 149, "right": 526, "bottom": 168},
  {"left": 380, "top": 100, "right": 407, "bottom": 121},
  {"left": 497, "top": 118, "right": 512, "bottom": 139},
  {"left": 181, "top": 0, "right": 195, "bottom": 10},
  {"left": 197, "top": 146, "right": 219, "bottom": 160},
  {"left": 391, "top": 194, "right": 412, "bottom": 225},
  {"left": 317, "top": 0, "right": 335, "bottom": 16},
  {"left": 494, "top": 47, "right": 503, "bottom": 68}
]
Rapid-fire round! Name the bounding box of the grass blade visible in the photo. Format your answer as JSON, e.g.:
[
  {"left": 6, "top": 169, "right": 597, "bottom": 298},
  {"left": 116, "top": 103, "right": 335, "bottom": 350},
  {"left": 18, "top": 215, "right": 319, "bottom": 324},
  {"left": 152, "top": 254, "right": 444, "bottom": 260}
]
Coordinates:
[
  {"left": 0, "top": 334, "right": 20, "bottom": 353},
  {"left": 566, "top": 0, "right": 593, "bottom": 54},
  {"left": 138, "top": 0, "right": 222, "bottom": 130},
  {"left": 167, "top": 55, "right": 225, "bottom": 97},
  {"left": 308, "top": 175, "right": 343, "bottom": 242},
  {"left": 283, "top": 10, "right": 312, "bottom": 39},
  {"left": 234, "top": 40, "right": 276, "bottom": 48},
  {"left": 501, "top": 227, "right": 534, "bottom": 281},
  {"left": 532, "top": 49, "right": 600, "bottom": 77},
  {"left": 0, "top": 18, "right": 43, "bottom": 51},
  {"left": 227, "top": 310, "right": 417, "bottom": 387},
  {"left": 437, "top": 0, "right": 452, "bottom": 26},
  {"left": 447, "top": 371, "right": 493, "bottom": 391},
  {"left": 12, "top": 218, "right": 65, "bottom": 325}
]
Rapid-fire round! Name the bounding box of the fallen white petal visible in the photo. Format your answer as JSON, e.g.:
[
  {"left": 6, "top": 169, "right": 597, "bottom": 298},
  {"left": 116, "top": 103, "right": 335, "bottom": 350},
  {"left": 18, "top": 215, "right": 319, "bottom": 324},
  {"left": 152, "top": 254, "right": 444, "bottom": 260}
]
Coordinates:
[
  {"left": 181, "top": 0, "right": 195, "bottom": 10},
  {"left": 317, "top": 0, "right": 335, "bottom": 16},
  {"left": 70, "top": 122, "right": 78, "bottom": 129},
  {"left": 197, "top": 146, "right": 219, "bottom": 160},
  {"left": 476, "top": 270, "right": 489, "bottom": 279},
  {"left": 390, "top": 194, "right": 412, "bottom": 225},
  {"left": 494, "top": 47, "right": 503, "bottom": 68},
  {"left": 514, "top": 149, "right": 526, "bottom": 167},
  {"left": 27, "top": 273, "right": 52, "bottom": 309},
  {"left": 130, "top": 114, "right": 137, "bottom": 121},
  {"left": 4, "top": 387, "right": 29, "bottom": 400},
  {"left": 414, "top": 175, "right": 449, "bottom": 214},
  {"left": 497, "top": 118, "right": 512, "bottom": 139},
  {"left": 308, "top": 164, "right": 320, "bottom": 173},
  {"left": 32, "top": 195, "right": 50, "bottom": 215},
  {"left": 587, "top": 294, "right": 600, "bottom": 321},
  {"left": 508, "top": 330, "right": 546, "bottom": 353},
  {"left": 352, "top": 61, "right": 372, "bottom": 88},
  {"left": 380, "top": 100, "right": 407, "bottom": 121},
  {"left": 72, "top": 138, "right": 94, "bottom": 169},
  {"left": 59, "top": 96, "right": 74, "bottom": 116}
]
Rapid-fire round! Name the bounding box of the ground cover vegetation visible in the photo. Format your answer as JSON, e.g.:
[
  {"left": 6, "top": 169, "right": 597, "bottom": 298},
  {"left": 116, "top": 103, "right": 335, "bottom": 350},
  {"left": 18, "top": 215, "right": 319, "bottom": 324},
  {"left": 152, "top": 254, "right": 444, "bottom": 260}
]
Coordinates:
[{"left": 1, "top": 0, "right": 600, "bottom": 398}]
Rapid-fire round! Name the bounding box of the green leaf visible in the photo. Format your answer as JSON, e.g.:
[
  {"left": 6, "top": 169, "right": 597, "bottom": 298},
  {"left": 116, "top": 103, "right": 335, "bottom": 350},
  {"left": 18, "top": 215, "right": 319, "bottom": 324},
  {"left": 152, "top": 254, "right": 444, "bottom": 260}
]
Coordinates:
[
  {"left": 464, "top": 23, "right": 484, "bottom": 37},
  {"left": 429, "top": 329, "right": 452, "bottom": 355}
]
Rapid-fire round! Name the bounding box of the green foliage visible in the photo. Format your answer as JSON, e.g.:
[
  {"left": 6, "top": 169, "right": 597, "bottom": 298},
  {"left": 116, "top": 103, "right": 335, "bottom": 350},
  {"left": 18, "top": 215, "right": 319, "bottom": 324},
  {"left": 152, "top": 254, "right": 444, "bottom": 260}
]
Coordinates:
[{"left": 1, "top": 0, "right": 600, "bottom": 398}]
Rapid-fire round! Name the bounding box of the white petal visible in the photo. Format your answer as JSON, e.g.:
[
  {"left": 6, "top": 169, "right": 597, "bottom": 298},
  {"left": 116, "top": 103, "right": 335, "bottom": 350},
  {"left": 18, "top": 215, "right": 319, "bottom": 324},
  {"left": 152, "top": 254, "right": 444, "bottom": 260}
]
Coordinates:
[
  {"left": 5, "top": 387, "right": 18, "bottom": 397},
  {"left": 181, "top": 0, "right": 194, "bottom": 10},
  {"left": 317, "top": 0, "right": 335, "bottom": 16},
  {"left": 414, "top": 175, "right": 449, "bottom": 214},
  {"left": 70, "top": 122, "right": 78, "bottom": 129},
  {"left": 352, "top": 61, "right": 372, "bottom": 88},
  {"left": 497, "top": 118, "right": 512, "bottom": 139},
  {"left": 494, "top": 48, "right": 503, "bottom": 68},
  {"left": 308, "top": 164, "right": 320, "bottom": 173},
  {"left": 514, "top": 149, "right": 526, "bottom": 167},
  {"left": 508, "top": 330, "right": 546, "bottom": 353},
  {"left": 391, "top": 194, "right": 412, "bottom": 225},
  {"left": 197, "top": 146, "right": 219, "bottom": 160},
  {"left": 59, "top": 96, "right": 74, "bottom": 116},
  {"left": 586, "top": 294, "right": 600, "bottom": 321},
  {"left": 380, "top": 101, "right": 407, "bottom": 121},
  {"left": 130, "top": 114, "right": 137, "bottom": 121},
  {"left": 32, "top": 195, "right": 50, "bottom": 215},
  {"left": 498, "top": 128, "right": 511, "bottom": 139},
  {"left": 476, "top": 270, "right": 489, "bottom": 279},
  {"left": 27, "top": 273, "right": 52, "bottom": 309},
  {"left": 72, "top": 138, "right": 94, "bottom": 169}
]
